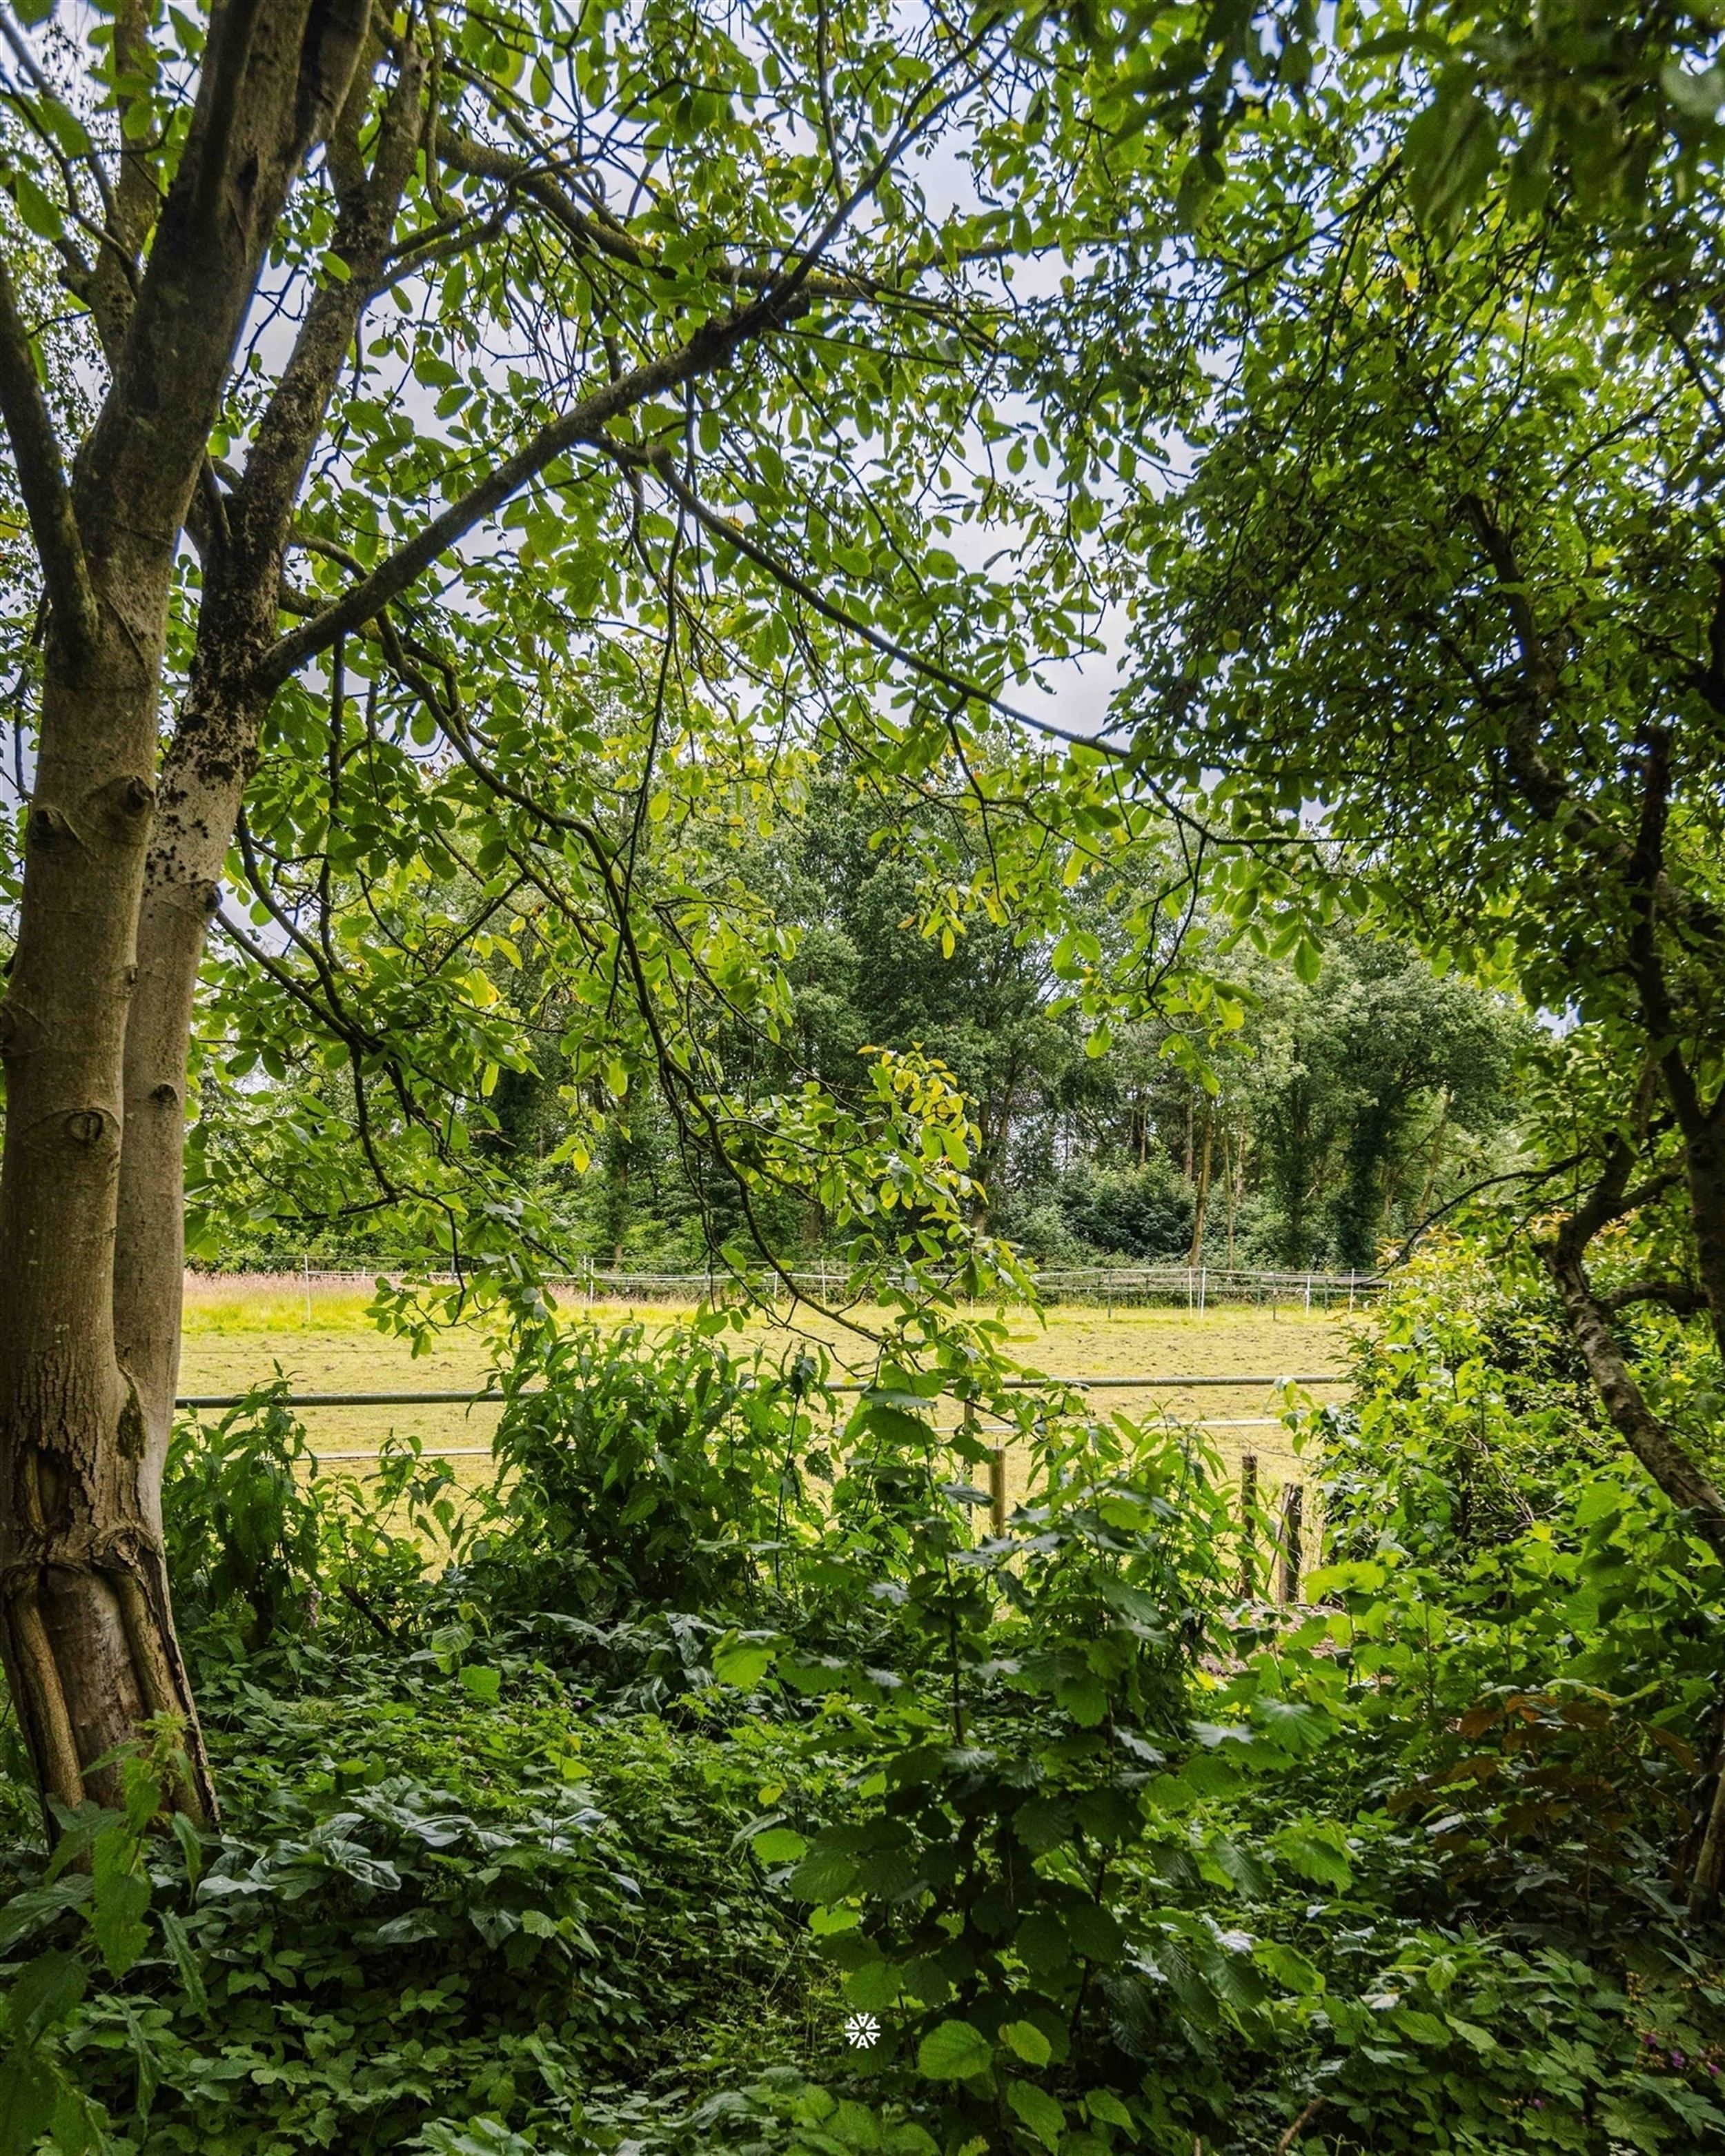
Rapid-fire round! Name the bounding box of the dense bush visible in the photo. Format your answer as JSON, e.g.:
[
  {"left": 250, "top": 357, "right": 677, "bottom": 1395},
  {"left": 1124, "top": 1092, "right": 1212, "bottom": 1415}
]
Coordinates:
[{"left": 8, "top": 1249, "right": 1725, "bottom": 2153}]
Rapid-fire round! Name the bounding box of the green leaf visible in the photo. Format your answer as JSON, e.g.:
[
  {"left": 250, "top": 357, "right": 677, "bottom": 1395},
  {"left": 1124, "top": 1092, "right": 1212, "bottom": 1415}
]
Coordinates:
[
  {"left": 845, "top": 1957, "right": 902, "bottom": 2011},
  {"left": 1063, "top": 1899, "right": 1123, "bottom": 1965},
  {"left": 11, "top": 172, "right": 63, "bottom": 241},
  {"left": 1254, "top": 1940, "right": 1324, "bottom": 1996},
  {"left": 169, "top": 1809, "right": 203, "bottom": 1892},
  {"left": 713, "top": 1637, "right": 776, "bottom": 1689},
  {"left": 0, "top": 2053, "right": 59, "bottom": 2156},
  {"left": 916, "top": 2018, "right": 994, "bottom": 2080},
  {"left": 1005, "top": 2077, "right": 1065, "bottom": 2150},
  {"left": 751, "top": 1826, "right": 808, "bottom": 1863},
  {"left": 90, "top": 1831, "right": 150, "bottom": 1978},
  {"left": 160, "top": 1907, "right": 208, "bottom": 2019},
  {"left": 6, "top": 1949, "right": 86, "bottom": 2041},
  {"left": 999, "top": 2019, "right": 1052, "bottom": 2066},
  {"left": 458, "top": 1663, "right": 501, "bottom": 1705},
  {"left": 789, "top": 1843, "right": 859, "bottom": 1903},
  {"left": 0, "top": 1875, "right": 91, "bottom": 1955},
  {"left": 38, "top": 97, "right": 92, "bottom": 157},
  {"left": 1273, "top": 1821, "right": 1352, "bottom": 1888},
  {"left": 1405, "top": 82, "right": 1499, "bottom": 231},
  {"left": 1392, "top": 2008, "right": 1454, "bottom": 2048}
]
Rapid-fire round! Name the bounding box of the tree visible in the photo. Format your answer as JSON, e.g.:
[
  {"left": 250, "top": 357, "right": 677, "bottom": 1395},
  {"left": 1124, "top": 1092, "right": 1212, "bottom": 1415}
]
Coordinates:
[
  {"left": 0, "top": 0, "right": 1130, "bottom": 1819},
  {"left": 1041, "top": 26, "right": 1725, "bottom": 1891}
]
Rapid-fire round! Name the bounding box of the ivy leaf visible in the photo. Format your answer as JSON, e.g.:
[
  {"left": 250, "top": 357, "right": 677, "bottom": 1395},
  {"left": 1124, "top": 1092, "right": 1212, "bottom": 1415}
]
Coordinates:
[{"left": 458, "top": 1663, "right": 501, "bottom": 1705}]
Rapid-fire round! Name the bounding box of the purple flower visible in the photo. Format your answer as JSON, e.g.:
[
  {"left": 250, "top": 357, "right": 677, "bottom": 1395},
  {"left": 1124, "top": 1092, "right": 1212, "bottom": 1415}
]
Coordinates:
[{"left": 1671, "top": 2052, "right": 1687, "bottom": 2070}]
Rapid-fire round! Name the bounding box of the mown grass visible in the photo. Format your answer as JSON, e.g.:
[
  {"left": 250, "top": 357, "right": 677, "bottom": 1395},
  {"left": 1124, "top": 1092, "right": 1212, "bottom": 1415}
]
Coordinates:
[{"left": 179, "top": 1275, "right": 1352, "bottom": 1511}]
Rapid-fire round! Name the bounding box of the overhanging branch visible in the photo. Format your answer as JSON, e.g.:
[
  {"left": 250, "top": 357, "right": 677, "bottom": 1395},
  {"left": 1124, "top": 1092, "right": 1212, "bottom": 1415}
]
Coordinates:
[{"left": 255, "top": 288, "right": 809, "bottom": 691}]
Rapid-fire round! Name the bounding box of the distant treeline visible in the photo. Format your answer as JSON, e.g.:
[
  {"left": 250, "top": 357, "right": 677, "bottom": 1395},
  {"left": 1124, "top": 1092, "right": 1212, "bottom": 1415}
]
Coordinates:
[{"left": 198, "top": 777, "right": 1527, "bottom": 1278}]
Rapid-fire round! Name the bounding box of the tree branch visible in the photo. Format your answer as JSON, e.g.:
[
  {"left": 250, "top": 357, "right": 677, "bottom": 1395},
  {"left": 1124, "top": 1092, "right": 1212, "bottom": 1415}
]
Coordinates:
[
  {"left": 1462, "top": 491, "right": 1725, "bottom": 948},
  {"left": 254, "top": 288, "right": 811, "bottom": 690},
  {"left": 1599, "top": 1279, "right": 1709, "bottom": 1316},
  {"left": 1545, "top": 1238, "right": 1725, "bottom": 1563},
  {"left": 0, "top": 248, "right": 96, "bottom": 656},
  {"left": 634, "top": 451, "right": 1181, "bottom": 783}
]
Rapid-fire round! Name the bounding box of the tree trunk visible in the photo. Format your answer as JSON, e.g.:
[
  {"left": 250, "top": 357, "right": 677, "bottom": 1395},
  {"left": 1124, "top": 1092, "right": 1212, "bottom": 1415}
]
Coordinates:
[
  {"left": 1225, "top": 1122, "right": 1247, "bottom": 1267},
  {"left": 1682, "top": 1115, "right": 1725, "bottom": 1372},
  {"left": 0, "top": 0, "right": 376, "bottom": 1825},
  {"left": 0, "top": 632, "right": 214, "bottom": 1823},
  {"left": 1413, "top": 1089, "right": 1451, "bottom": 1225},
  {"left": 1546, "top": 1243, "right": 1725, "bottom": 1557},
  {"left": 1187, "top": 1099, "right": 1214, "bottom": 1267}
]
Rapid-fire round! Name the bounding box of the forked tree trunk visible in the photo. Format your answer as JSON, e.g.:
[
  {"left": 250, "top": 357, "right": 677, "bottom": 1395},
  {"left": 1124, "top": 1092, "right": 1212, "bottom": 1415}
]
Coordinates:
[
  {"left": 0, "top": 622, "right": 215, "bottom": 1820},
  {"left": 0, "top": 0, "right": 820, "bottom": 1828},
  {"left": 0, "top": 0, "right": 373, "bottom": 1825}
]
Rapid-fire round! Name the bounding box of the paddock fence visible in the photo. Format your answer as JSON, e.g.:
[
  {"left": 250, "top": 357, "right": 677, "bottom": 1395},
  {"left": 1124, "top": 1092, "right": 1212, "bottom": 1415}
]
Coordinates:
[
  {"left": 172, "top": 1369, "right": 1350, "bottom": 1602},
  {"left": 190, "top": 1260, "right": 1384, "bottom": 1315}
]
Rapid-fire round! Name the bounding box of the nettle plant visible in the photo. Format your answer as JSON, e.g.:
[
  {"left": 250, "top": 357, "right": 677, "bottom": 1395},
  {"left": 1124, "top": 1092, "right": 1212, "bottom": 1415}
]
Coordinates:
[{"left": 718, "top": 1385, "right": 1288, "bottom": 2153}]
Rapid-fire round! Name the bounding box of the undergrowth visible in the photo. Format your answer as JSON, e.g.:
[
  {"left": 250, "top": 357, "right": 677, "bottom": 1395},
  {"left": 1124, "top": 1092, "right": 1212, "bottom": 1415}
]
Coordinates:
[{"left": 5, "top": 1238, "right": 1725, "bottom": 2153}]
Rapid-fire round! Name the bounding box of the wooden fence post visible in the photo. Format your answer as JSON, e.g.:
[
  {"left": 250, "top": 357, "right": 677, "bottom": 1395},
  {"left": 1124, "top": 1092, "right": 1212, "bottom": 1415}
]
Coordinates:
[
  {"left": 989, "top": 1447, "right": 1009, "bottom": 1539},
  {"left": 1280, "top": 1484, "right": 1304, "bottom": 1604},
  {"left": 1239, "top": 1452, "right": 1258, "bottom": 1598}
]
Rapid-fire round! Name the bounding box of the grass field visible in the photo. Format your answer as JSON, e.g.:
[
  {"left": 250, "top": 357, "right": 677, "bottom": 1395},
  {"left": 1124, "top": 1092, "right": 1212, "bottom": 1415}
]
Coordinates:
[{"left": 181, "top": 1275, "right": 1356, "bottom": 1520}]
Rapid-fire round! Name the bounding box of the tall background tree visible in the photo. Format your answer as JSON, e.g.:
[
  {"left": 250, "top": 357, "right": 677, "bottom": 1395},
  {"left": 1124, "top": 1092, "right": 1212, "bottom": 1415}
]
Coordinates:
[{"left": 1030, "top": 0, "right": 1725, "bottom": 1895}]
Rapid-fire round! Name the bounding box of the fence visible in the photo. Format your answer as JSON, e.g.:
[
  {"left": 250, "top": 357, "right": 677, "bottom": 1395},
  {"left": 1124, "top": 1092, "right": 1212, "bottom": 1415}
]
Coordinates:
[
  {"left": 191, "top": 1259, "right": 1383, "bottom": 1314},
  {"left": 175, "top": 1369, "right": 1346, "bottom": 1600}
]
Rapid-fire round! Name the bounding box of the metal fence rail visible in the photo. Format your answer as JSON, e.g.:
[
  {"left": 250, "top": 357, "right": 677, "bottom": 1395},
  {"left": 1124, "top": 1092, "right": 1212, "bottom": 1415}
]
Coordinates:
[
  {"left": 175, "top": 1371, "right": 1343, "bottom": 1599},
  {"left": 175, "top": 1370, "right": 1346, "bottom": 1411},
  {"left": 188, "top": 1261, "right": 1383, "bottom": 1312}
]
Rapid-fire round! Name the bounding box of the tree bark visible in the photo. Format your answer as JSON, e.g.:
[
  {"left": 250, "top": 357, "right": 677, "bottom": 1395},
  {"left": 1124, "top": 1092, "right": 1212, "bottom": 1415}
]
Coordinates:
[
  {"left": 1544, "top": 1243, "right": 1725, "bottom": 1561},
  {"left": 0, "top": 628, "right": 215, "bottom": 1818},
  {"left": 1679, "top": 1112, "right": 1725, "bottom": 1372},
  {"left": 115, "top": 40, "right": 424, "bottom": 1466},
  {"left": 1187, "top": 1098, "right": 1214, "bottom": 1266},
  {"left": 0, "top": 0, "right": 374, "bottom": 1823}
]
